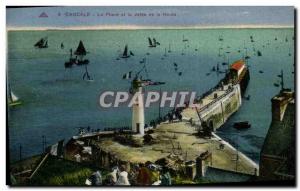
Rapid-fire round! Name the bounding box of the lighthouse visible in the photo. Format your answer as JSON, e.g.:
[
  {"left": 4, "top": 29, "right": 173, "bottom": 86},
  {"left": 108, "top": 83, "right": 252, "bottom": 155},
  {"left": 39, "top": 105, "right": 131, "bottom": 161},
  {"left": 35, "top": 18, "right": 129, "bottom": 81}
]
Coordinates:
[
  {"left": 127, "top": 74, "right": 165, "bottom": 135},
  {"left": 131, "top": 78, "right": 145, "bottom": 135}
]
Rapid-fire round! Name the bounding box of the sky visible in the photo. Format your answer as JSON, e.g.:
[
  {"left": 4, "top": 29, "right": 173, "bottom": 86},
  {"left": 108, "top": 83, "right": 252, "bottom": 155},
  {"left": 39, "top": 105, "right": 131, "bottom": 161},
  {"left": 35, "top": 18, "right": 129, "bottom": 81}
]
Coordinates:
[{"left": 6, "top": 6, "right": 294, "bottom": 29}]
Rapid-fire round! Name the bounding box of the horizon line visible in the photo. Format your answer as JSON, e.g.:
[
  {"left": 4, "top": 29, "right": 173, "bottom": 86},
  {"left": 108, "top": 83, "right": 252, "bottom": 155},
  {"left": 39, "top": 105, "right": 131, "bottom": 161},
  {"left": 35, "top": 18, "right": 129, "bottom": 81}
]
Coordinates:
[{"left": 7, "top": 24, "right": 294, "bottom": 31}]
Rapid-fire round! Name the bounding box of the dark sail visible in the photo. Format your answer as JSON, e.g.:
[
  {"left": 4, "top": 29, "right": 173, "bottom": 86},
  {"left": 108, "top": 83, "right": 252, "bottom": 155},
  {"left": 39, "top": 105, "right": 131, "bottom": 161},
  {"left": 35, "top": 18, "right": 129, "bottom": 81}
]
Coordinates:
[
  {"left": 34, "top": 37, "right": 48, "bottom": 48},
  {"left": 153, "top": 38, "right": 157, "bottom": 45},
  {"left": 148, "top": 37, "right": 153, "bottom": 46},
  {"left": 123, "top": 45, "right": 128, "bottom": 57},
  {"left": 257, "top": 51, "right": 262, "bottom": 56},
  {"left": 75, "top": 41, "right": 87, "bottom": 56},
  {"left": 34, "top": 38, "right": 44, "bottom": 47}
]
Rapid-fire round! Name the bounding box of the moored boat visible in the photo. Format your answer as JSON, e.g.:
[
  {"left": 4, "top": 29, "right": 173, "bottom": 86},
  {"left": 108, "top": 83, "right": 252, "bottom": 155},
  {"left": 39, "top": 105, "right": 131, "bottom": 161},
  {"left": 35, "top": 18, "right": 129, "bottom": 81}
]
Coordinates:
[
  {"left": 234, "top": 121, "right": 251, "bottom": 129},
  {"left": 74, "top": 41, "right": 89, "bottom": 65}
]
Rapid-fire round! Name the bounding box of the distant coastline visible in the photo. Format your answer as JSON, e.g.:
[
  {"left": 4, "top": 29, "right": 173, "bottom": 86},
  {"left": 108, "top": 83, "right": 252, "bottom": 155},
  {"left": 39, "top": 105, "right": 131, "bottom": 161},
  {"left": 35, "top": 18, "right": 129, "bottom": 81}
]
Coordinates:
[{"left": 7, "top": 24, "right": 294, "bottom": 31}]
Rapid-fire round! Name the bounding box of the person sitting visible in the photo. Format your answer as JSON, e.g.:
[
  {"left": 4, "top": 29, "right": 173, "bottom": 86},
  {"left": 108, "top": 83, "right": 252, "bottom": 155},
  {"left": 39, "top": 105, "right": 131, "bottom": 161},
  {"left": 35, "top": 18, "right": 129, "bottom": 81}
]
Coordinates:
[
  {"left": 160, "top": 167, "right": 172, "bottom": 186},
  {"left": 136, "top": 163, "right": 152, "bottom": 186},
  {"left": 104, "top": 166, "right": 118, "bottom": 185},
  {"left": 115, "top": 165, "right": 130, "bottom": 186}
]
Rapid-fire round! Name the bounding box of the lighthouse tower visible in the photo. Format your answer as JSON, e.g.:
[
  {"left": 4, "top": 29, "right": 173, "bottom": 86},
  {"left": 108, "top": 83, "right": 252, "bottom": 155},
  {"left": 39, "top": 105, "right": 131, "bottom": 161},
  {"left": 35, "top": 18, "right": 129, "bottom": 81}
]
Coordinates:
[{"left": 131, "top": 78, "right": 145, "bottom": 135}]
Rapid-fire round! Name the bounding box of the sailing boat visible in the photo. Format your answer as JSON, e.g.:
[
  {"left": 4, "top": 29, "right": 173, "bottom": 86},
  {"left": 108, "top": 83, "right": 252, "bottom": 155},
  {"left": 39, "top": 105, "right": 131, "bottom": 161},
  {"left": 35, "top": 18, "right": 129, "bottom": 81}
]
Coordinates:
[
  {"left": 121, "top": 45, "right": 130, "bottom": 58},
  {"left": 218, "top": 47, "right": 222, "bottom": 57},
  {"left": 61, "top": 43, "right": 64, "bottom": 49},
  {"left": 8, "top": 85, "right": 22, "bottom": 106},
  {"left": 148, "top": 37, "right": 156, "bottom": 48},
  {"left": 148, "top": 37, "right": 160, "bottom": 47},
  {"left": 64, "top": 48, "right": 76, "bottom": 68},
  {"left": 164, "top": 48, "right": 167, "bottom": 57},
  {"left": 139, "top": 58, "right": 146, "bottom": 64},
  {"left": 257, "top": 50, "right": 262, "bottom": 57},
  {"left": 222, "top": 54, "right": 228, "bottom": 65},
  {"left": 182, "top": 35, "right": 188, "bottom": 42},
  {"left": 34, "top": 37, "right": 48, "bottom": 48},
  {"left": 212, "top": 66, "right": 216, "bottom": 72},
  {"left": 273, "top": 83, "right": 280, "bottom": 87},
  {"left": 74, "top": 41, "right": 89, "bottom": 65},
  {"left": 219, "top": 35, "right": 223, "bottom": 41},
  {"left": 168, "top": 43, "right": 171, "bottom": 53}
]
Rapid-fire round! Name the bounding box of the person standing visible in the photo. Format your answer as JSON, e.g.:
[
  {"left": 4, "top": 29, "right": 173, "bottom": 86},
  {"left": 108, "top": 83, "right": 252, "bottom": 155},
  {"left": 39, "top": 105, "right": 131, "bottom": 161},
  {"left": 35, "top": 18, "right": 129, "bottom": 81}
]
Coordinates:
[{"left": 160, "top": 167, "right": 172, "bottom": 186}]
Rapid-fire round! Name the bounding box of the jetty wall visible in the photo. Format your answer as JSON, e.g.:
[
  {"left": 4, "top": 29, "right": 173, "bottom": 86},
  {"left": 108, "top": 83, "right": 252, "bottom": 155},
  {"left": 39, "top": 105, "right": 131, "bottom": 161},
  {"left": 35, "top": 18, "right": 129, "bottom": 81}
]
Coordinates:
[{"left": 198, "top": 84, "right": 242, "bottom": 131}]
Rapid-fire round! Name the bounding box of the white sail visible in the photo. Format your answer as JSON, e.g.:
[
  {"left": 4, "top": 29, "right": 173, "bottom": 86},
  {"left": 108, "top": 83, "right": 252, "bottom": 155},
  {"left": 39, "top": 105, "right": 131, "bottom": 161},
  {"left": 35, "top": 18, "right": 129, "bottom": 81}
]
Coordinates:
[{"left": 10, "top": 91, "right": 19, "bottom": 102}]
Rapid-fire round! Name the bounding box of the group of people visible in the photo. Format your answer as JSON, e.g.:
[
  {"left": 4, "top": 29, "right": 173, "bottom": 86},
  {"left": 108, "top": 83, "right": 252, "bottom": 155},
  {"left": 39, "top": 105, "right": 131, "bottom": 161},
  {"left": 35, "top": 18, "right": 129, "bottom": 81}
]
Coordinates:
[
  {"left": 149, "top": 107, "right": 185, "bottom": 128},
  {"left": 86, "top": 161, "right": 172, "bottom": 186}
]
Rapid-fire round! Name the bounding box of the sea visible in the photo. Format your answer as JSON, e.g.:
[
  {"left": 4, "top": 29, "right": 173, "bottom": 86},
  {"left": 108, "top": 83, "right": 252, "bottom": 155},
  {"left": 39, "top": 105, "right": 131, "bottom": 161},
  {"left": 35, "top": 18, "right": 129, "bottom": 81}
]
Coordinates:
[{"left": 7, "top": 28, "right": 294, "bottom": 163}]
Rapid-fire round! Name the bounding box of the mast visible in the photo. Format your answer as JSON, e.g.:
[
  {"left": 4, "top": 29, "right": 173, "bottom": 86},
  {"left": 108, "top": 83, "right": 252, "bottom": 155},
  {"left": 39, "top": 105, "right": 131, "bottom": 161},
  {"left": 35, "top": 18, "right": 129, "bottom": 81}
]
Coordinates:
[
  {"left": 70, "top": 48, "right": 73, "bottom": 58},
  {"left": 280, "top": 70, "right": 284, "bottom": 91}
]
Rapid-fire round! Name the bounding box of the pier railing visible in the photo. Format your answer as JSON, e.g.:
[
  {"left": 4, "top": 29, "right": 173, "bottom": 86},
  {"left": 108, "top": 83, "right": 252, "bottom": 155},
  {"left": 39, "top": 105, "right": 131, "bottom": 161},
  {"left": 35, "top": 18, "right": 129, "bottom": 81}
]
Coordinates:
[{"left": 197, "top": 85, "right": 235, "bottom": 114}]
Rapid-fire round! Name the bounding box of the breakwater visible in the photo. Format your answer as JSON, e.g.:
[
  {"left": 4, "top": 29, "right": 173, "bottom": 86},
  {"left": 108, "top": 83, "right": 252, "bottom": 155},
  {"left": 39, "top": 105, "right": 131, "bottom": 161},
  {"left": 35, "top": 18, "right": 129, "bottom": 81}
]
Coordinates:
[
  {"left": 197, "top": 84, "right": 242, "bottom": 131},
  {"left": 182, "top": 83, "right": 242, "bottom": 131}
]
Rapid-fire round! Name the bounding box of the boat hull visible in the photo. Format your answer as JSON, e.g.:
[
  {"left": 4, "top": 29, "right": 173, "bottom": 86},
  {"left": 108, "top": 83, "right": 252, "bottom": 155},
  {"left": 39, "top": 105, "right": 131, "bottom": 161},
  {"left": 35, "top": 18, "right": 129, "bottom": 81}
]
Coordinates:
[
  {"left": 9, "top": 101, "right": 22, "bottom": 107},
  {"left": 234, "top": 122, "right": 251, "bottom": 129},
  {"left": 239, "top": 68, "right": 250, "bottom": 96},
  {"left": 76, "top": 59, "right": 89, "bottom": 65}
]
